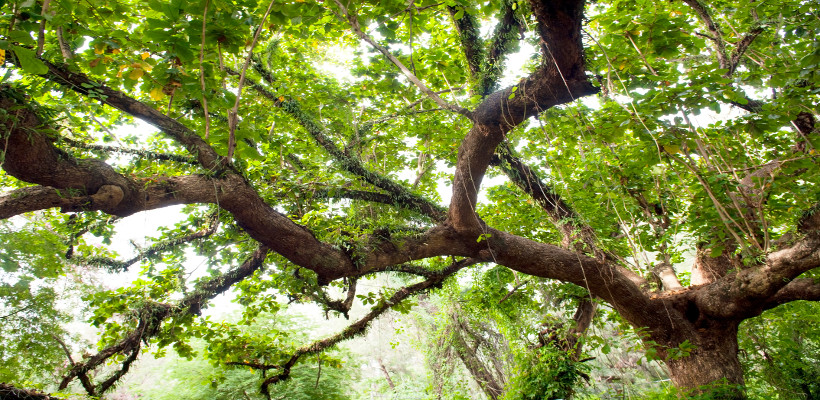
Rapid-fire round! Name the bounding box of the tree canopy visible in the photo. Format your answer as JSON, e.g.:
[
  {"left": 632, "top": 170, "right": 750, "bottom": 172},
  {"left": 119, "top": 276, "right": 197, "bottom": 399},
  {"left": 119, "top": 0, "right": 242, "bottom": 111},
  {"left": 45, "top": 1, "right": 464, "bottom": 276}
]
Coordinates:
[{"left": 1, "top": 0, "right": 819, "bottom": 398}]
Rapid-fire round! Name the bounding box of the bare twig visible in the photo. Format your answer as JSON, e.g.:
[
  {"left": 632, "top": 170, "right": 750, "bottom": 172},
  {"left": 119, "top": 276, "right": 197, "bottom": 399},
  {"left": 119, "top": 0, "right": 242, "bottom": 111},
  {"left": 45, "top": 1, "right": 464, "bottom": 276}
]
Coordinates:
[
  {"left": 228, "top": 0, "right": 277, "bottom": 161},
  {"left": 199, "top": 0, "right": 212, "bottom": 140}
]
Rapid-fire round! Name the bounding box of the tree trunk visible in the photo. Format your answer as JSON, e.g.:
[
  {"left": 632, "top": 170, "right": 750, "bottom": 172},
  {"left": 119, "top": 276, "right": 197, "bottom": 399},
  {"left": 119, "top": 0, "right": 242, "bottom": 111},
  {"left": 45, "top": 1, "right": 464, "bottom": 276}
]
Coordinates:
[{"left": 657, "top": 321, "right": 745, "bottom": 398}]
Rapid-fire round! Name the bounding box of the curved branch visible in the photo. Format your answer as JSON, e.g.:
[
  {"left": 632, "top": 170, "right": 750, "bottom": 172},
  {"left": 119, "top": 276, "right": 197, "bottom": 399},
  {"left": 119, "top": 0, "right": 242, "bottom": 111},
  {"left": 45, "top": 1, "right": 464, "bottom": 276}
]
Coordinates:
[
  {"left": 488, "top": 228, "right": 650, "bottom": 324},
  {"left": 1, "top": 87, "right": 356, "bottom": 284},
  {"left": 698, "top": 231, "right": 820, "bottom": 319},
  {"left": 449, "top": 0, "right": 598, "bottom": 234},
  {"left": 30, "top": 60, "right": 223, "bottom": 170}
]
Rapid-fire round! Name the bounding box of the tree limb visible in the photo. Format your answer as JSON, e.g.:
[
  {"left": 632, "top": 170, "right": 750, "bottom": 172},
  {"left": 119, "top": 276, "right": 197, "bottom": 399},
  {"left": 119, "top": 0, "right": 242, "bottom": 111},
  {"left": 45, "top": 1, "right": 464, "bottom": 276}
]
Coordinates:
[
  {"left": 26, "top": 60, "right": 223, "bottom": 170},
  {"left": 67, "top": 212, "right": 220, "bottom": 272},
  {"left": 448, "top": 0, "right": 598, "bottom": 234},
  {"left": 763, "top": 278, "right": 820, "bottom": 309}
]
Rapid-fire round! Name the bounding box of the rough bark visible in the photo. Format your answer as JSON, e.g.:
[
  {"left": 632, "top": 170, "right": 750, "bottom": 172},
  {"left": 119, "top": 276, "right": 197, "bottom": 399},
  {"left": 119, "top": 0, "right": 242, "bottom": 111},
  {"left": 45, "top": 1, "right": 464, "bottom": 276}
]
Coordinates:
[{"left": 663, "top": 322, "right": 745, "bottom": 397}]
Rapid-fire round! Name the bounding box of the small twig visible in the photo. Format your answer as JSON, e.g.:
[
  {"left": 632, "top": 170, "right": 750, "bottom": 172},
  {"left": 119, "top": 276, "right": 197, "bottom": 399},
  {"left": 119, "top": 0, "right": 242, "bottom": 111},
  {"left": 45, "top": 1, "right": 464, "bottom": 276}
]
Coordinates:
[
  {"left": 625, "top": 32, "right": 657, "bottom": 76},
  {"left": 51, "top": 334, "right": 76, "bottom": 366},
  {"left": 332, "top": 0, "right": 471, "bottom": 118},
  {"left": 199, "top": 0, "right": 212, "bottom": 140},
  {"left": 498, "top": 280, "right": 528, "bottom": 304},
  {"left": 314, "top": 353, "right": 322, "bottom": 389},
  {"left": 56, "top": 27, "right": 74, "bottom": 60},
  {"left": 228, "top": 0, "right": 277, "bottom": 161},
  {"left": 36, "top": 0, "right": 52, "bottom": 56}
]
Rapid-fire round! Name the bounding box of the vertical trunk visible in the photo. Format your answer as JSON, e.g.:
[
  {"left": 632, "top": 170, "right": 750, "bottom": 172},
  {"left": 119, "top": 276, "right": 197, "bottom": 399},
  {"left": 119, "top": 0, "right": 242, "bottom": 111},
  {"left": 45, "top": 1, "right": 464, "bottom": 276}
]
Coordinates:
[{"left": 658, "top": 321, "right": 746, "bottom": 398}]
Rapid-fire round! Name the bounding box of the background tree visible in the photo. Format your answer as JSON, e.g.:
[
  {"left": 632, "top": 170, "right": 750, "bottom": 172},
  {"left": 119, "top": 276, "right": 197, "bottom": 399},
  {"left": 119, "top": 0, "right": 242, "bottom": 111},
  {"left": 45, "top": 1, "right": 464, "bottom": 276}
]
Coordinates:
[{"left": 1, "top": 0, "right": 819, "bottom": 398}]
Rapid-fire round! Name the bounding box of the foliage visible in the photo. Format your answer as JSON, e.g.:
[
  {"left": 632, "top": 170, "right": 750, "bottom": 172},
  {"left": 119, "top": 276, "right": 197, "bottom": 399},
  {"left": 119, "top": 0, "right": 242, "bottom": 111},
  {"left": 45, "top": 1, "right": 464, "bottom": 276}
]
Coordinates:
[
  {"left": 503, "top": 345, "right": 590, "bottom": 400},
  {"left": 0, "top": 219, "right": 93, "bottom": 387},
  {"left": 1, "top": 0, "right": 820, "bottom": 397},
  {"left": 740, "top": 301, "right": 820, "bottom": 399},
  {"left": 131, "top": 312, "right": 358, "bottom": 400}
]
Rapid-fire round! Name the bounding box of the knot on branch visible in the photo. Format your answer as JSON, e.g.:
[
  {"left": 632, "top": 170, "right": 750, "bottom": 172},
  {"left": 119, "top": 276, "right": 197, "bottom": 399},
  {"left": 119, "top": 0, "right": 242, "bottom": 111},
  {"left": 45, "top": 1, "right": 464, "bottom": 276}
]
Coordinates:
[{"left": 90, "top": 185, "right": 124, "bottom": 210}]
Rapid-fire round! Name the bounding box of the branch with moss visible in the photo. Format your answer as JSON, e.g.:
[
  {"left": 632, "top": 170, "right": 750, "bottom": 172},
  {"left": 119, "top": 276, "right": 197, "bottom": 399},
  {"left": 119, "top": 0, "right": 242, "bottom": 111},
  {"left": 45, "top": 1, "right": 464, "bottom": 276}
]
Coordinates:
[
  {"left": 22, "top": 59, "right": 224, "bottom": 170},
  {"left": 680, "top": 0, "right": 764, "bottom": 112},
  {"left": 58, "top": 246, "right": 270, "bottom": 395},
  {"left": 483, "top": 0, "right": 525, "bottom": 95},
  {"left": 313, "top": 187, "right": 446, "bottom": 221},
  {"left": 231, "top": 65, "right": 446, "bottom": 222},
  {"left": 61, "top": 137, "right": 198, "bottom": 164},
  {"left": 448, "top": 5, "right": 485, "bottom": 86},
  {"left": 492, "top": 143, "right": 606, "bottom": 260},
  {"left": 259, "top": 257, "right": 478, "bottom": 395},
  {"left": 67, "top": 212, "right": 220, "bottom": 272}
]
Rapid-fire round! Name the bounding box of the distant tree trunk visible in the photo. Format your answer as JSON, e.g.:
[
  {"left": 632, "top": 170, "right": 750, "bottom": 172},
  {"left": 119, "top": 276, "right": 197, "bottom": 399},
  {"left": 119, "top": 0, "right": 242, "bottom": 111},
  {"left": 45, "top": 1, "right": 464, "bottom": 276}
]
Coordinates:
[
  {"left": 376, "top": 358, "right": 396, "bottom": 391},
  {"left": 450, "top": 327, "right": 505, "bottom": 400}
]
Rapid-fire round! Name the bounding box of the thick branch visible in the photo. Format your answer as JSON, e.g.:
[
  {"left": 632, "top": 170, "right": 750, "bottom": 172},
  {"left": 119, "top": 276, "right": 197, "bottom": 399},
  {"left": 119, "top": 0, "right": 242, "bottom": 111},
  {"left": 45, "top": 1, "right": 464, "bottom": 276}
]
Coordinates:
[
  {"left": 486, "top": 228, "right": 650, "bottom": 324},
  {"left": 763, "top": 278, "right": 820, "bottom": 308},
  {"left": 30, "top": 60, "right": 223, "bottom": 169},
  {"left": 449, "top": 0, "right": 598, "bottom": 234},
  {"left": 1, "top": 88, "right": 356, "bottom": 284},
  {"left": 697, "top": 231, "right": 820, "bottom": 319},
  {"left": 653, "top": 262, "right": 684, "bottom": 291}
]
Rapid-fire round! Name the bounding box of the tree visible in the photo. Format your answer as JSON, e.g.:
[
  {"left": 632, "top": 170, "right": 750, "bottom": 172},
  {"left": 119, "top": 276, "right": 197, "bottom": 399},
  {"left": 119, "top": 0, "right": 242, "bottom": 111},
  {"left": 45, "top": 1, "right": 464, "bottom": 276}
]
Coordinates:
[{"left": 0, "top": 0, "right": 818, "bottom": 398}]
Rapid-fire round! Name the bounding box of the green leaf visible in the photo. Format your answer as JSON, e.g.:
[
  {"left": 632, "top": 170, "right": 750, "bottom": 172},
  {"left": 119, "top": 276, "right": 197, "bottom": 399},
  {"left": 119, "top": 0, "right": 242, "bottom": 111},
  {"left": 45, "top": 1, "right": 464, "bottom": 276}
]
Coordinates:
[{"left": 11, "top": 46, "right": 48, "bottom": 75}]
